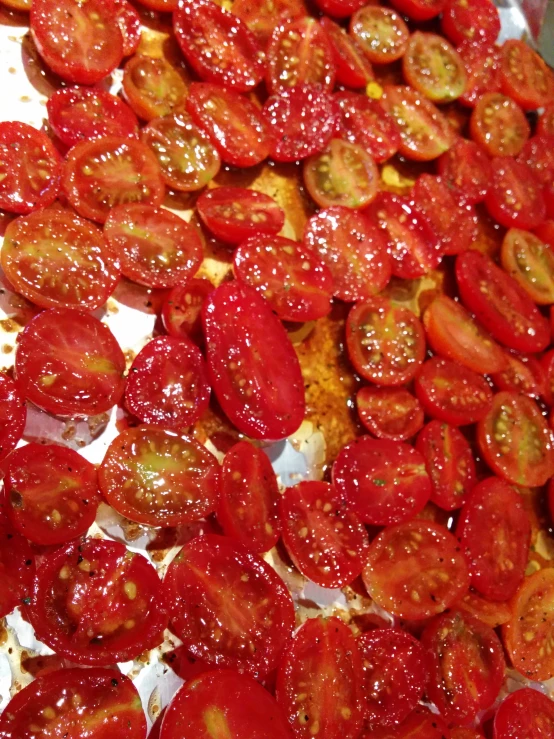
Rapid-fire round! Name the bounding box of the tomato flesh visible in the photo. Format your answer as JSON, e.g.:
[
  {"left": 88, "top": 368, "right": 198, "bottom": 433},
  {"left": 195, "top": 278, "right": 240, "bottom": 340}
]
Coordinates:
[
  {"left": 356, "top": 386, "right": 424, "bottom": 441},
  {"left": 403, "top": 32, "right": 467, "bottom": 103},
  {"left": 493, "top": 688, "right": 554, "bottom": 739},
  {"left": 470, "top": 92, "right": 530, "bottom": 157},
  {"left": 335, "top": 92, "right": 401, "bottom": 163},
  {"left": 197, "top": 187, "right": 285, "bottom": 244},
  {"left": 122, "top": 55, "right": 188, "bottom": 123},
  {"left": 0, "top": 513, "right": 35, "bottom": 619},
  {"left": 0, "top": 373, "right": 26, "bottom": 463}
]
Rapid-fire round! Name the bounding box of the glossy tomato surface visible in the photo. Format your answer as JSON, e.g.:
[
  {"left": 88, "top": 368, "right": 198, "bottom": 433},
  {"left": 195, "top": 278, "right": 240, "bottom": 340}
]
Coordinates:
[{"left": 0, "top": 373, "right": 26, "bottom": 463}]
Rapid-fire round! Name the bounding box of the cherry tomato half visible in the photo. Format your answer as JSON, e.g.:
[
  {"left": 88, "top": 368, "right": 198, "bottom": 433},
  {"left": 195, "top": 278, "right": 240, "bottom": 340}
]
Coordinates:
[
  {"left": 436, "top": 138, "right": 492, "bottom": 204},
  {"left": 0, "top": 373, "right": 26, "bottom": 463},
  {"left": 500, "top": 39, "right": 554, "bottom": 111},
  {"left": 335, "top": 92, "right": 401, "bottom": 163},
  {"left": 442, "top": 0, "right": 500, "bottom": 46},
  {"left": 356, "top": 386, "right": 424, "bottom": 441},
  {"left": 0, "top": 513, "right": 35, "bottom": 619},
  {"left": 403, "top": 32, "right": 467, "bottom": 103},
  {"left": 349, "top": 6, "right": 409, "bottom": 64},
  {"left": 122, "top": 55, "right": 188, "bottom": 123},
  {"left": 493, "top": 688, "right": 554, "bottom": 739},
  {"left": 500, "top": 228, "right": 554, "bottom": 305},
  {"left": 162, "top": 278, "right": 214, "bottom": 345},
  {"left": 470, "top": 92, "right": 530, "bottom": 157}
]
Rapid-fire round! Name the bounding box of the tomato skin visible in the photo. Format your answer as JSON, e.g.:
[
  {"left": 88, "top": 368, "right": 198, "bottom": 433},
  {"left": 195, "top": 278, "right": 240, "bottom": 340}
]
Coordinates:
[
  {"left": 164, "top": 534, "right": 295, "bottom": 678},
  {"left": 197, "top": 188, "right": 285, "bottom": 245},
  {"left": 122, "top": 55, "right": 188, "bottom": 123},
  {"left": 350, "top": 6, "right": 410, "bottom": 64},
  {"left": 500, "top": 228, "right": 554, "bottom": 306},
  {"left": 389, "top": 0, "right": 445, "bottom": 21},
  {"left": 356, "top": 386, "right": 424, "bottom": 441},
  {"left": 232, "top": 0, "right": 308, "bottom": 46},
  {"left": 114, "top": 0, "right": 141, "bottom": 57},
  {"left": 538, "top": 103, "right": 554, "bottom": 137},
  {"left": 0, "top": 373, "right": 26, "bottom": 463},
  {"left": 489, "top": 157, "right": 547, "bottom": 231},
  {"left": 363, "top": 707, "right": 450, "bottom": 739},
  {"left": 493, "top": 688, "right": 554, "bottom": 739},
  {"left": 470, "top": 92, "right": 530, "bottom": 157},
  {"left": 0, "top": 513, "right": 35, "bottom": 619},
  {"left": 535, "top": 220, "right": 554, "bottom": 251},
  {"left": 276, "top": 617, "right": 364, "bottom": 739},
  {"left": 455, "top": 589, "right": 513, "bottom": 629},
  {"left": 320, "top": 17, "right": 373, "bottom": 89},
  {"left": 0, "top": 667, "right": 147, "bottom": 739},
  {"left": 315, "top": 0, "right": 365, "bottom": 17},
  {"left": 442, "top": 0, "right": 500, "bottom": 46},
  {"left": 500, "top": 39, "right": 554, "bottom": 111},
  {"left": 403, "top": 32, "right": 467, "bottom": 103},
  {"left": 335, "top": 92, "right": 401, "bottom": 164},
  {"left": 458, "top": 41, "right": 501, "bottom": 108},
  {"left": 162, "top": 278, "right": 214, "bottom": 346},
  {"left": 203, "top": 281, "right": 305, "bottom": 440}
]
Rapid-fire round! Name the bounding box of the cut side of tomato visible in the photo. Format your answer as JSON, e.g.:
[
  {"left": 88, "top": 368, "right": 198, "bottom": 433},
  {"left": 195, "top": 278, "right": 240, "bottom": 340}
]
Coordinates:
[
  {"left": 493, "top": 352, "right": 547, "bottom": 401},
  {"left": 458, "top": 40, "right": 501, "bottom": 108},
  {"left": 486, "top": 157, "right": 546, "bottom": 230},
  {"left": 442, "top": 0, "right": 500, "bottom": 45},
  {"left": 389, "top": 0, "right": 445, "bottom": 21},
  {"left": 470, "top": 92, "right": 530, "bottom": 157},
  {"left": 335, "top": 92, "right": 401, "bottom": 163},
  {"left": 122, "top": 55, "right": 188, "bottom": 122},
  {"left": 437, "top": 138, "right": 491, "bottom": 204},
  {"left": 349, "top": 6, "right": 409, "bottom": 64},
  {"left": 320, "top": 17, "right": 373, "bottom": 89},
  {"left": 162, "top": 278, "right": 214, "bottom": 345},
  {"left": 0, "top": 373, "right": 26, "bottom": 463},
  {"left": 403, "top": 32, "right": 467, "bottom": 103},
  {"left": 499, "top": 39, "right": 554, "bottom": 110},
  {"left": 500, "top": 228, "right": 554, "bottom": 305},
  {"left": 494, "top": 688, "right": 554, "bottom": 739},
  {"left": 0, "top": 513, "right": 35, "bottom": 619},
  {"left": 232, "top": 0, "right": 307, "bottom": 46},
  {"left": 356, "top": 386, "right": 424, "bottom": 441},
  {"left": 197, "top": 188, "right": 285, "bottom": 245}
]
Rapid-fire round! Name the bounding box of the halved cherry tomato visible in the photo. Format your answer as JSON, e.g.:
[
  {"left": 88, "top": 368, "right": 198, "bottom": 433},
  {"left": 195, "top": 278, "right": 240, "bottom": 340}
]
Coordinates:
[
  {"left": 0, "top": 374, "right": 26, "bottom": 463},
  {"left": 437, "top": 138, "right": 492, "bottom": 204},
  {"left": 380, "top": 87, "right": 455, "bottom": 161},
  {"left": 335, "top": 92, "right": 401, "bottom": 163},
  {"left": 160, "top": 670, "right": 293, "bottom": 739},
  {"left": 366, "top": 193, "right": 443, "bottom": 278},
  {"left": 456, "top": 589, "right": 513, "bottom": 628},
  {"left": 538, "top": 103, "right": 554, "bottom": 137},
  {"left": 470, "top": 92, "right": 530, "bottom": 157},
  {"left": 280, "top": 481, "right": 369, "bottom": 587},
  {"left": 517, "top": 136, "right": 554, "bottom": 190},
  {"left": 349, "top": 6, "right": 409, "bottom": 64},
  {"left": 412, "top": 174, "right": 478, "bottom": 255},
  {"left": 492, "top": 351, "right": 547, "bottom": 406},
  {"left": 458, "top": 40, "right": 501, "bottom": 107},
  {"left": 197, "top": 188, "right": 284, "bottom": 245},
  {"left": 315, "top": 0, "right": 365, "bottom": 17},
  {"left": 203, "top": 281, "right": 305, "bottom": 440},
  {"left": 173, "top": 0, "right": 264, "bottom": 92},
  {"left": 99, "top": 426, "right": 219, "bottom": 527},
  {"left": 134, "top": 0, "right": 176, "bottom": 11},
  {"left": 217, "top": 440, "right": 280, "bottom": 553},
  {"left": 320, "top": 17, "right": 373, "bottom": 89},
  {"left": 142, "top": 113, "right": 221, "bottom": 192},
  {"left": 233, "top": 235, "right": 334, "bottom": 322},
  {"left": 403, "top": 32, "right": 466, "bottom": 103},
  {"left": 389, "top": 0, "right": 445, "bottom": 21},
  {"left": 103, "top": 204, "right": 202, "bottom": 288},
  {"left": 30, "top": 0, "right": 123, "bottom": 85},
  {"left": 0, "top": 513, "right": 35, "bottom": 618},
  {"left": 362, "top": 519, "right": 469, "bottom": 620},
  {"left": 493, "top": 688, "right": 554, "bottom": 739},
  {"left": 356, "top": 386, "right": 424, "bottom": 441},
  {"left": 0, "top": 122, "right": 60, "bottom": 215},
  {"left": 542, "top": 350, "right": 554, "bottom": 406},
  {"left": 47, "top": 87, "right": 139, "bottom": 147},
  {"left": 276, "top": 617, "right": 364, "bottom": 739},
  {"left": 414, "top": 357, "right": 493, "bottom": 425},
  {"left": 122, "top": 55, "right": 188, "bottom": 122},
  {"left": 365, "top": 707, "right": 450, "bottom": 739},
  {"left": 262, "top": 85, "right": 340, "bottom": 162},
  {"left": 303, "top": 139, "right": 379, "bottom": 210},
  {"left": 346, "top": 297, "right": 425, "bottom": 386},
  {"left": 503, "top": 568, "right": 554, "bottom": 681},
  {"left": 162, "top": 278, "right": 214, "bottom": 345},
  {"left": 15, "top": 308, "right": 125, "bottom": 417},
  {"left": 358, "top": 628, "right": 428, "bottom": 728},
  {"left": 232, "top": 0, "right": 307, "bottom": 46},
  {"left": 452, "top": 730, "right": 485, "bottom": 739},
  {"left": 62, "top": 136, "right": 165, "bottom": 223},
  {"left": 442, "top": 0, "right": 500, "bottom": 45},
  {"left": 114, "top": 0, "right": 141, "bottom": 57},
  {"left": 457, "top": 477, "right": 530, "bottom": 602},
  {"left": 535, "top": 220, "right": 554, "bottom": 251},
  {"left": 5, "top": 443, "right": 101, "bottom": 546},
  {"left": 266, "top": 18, "right": 335, "bottom": 94},
  {"left": 0, "top": 668, "right": 147, "bottom": 739},
  {"left": 500, "top": 228, "right": 554, "bottom": 305},
  {"left": 500, "top": 39, "right": 554, "bottom": 111},
  {"left": 416, "top": 421, "right": 475, "bottom": 516},
  {"left": 164, "top": 534, "right": 295, "bottom": 678},
  {"left": 422, "top": 610, "right": 505, "bottom": 725},
  {"left": 303, "top": 207, "right": 391, "bottom": 302},
  {"left": 2, "top": 208, "right": 119, "bottom": 310},
  {"left": 456, "top": 250, "right": 550, "bottom": 353},
  {"left": 332, "top": 436, "right": 431, "bottom": 525},
  {"left": 186, "top": 83, "right": 273, "bottom": 168}
]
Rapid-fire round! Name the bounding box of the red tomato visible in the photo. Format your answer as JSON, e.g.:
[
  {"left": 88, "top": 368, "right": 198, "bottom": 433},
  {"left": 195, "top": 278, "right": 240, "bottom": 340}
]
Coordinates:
[
  {"left": 197, "top": 188, "right": 284, "bottom": 245},
  {"left": 315, "top": 0, "right": 365, "bottom": 17},
  {"left": 335, "top": 92, "right": 401, "bottom": 163},
  {"left": 30, "top": 0, "right": 123, "bottom": 85},
  {"left": 380, "top": 86, "right": 455, "bottom": 161},
  {"left": 350, "top": 6, "right": 409, "bottom": 64},
  {"left": 538, "top": 103, "right": 554, "bottom": 137},
  {"left": 362, "top": 519, "right": 469, "bottom": 620},
  {"left": 279, "top": 481, "right": 370, "bottom": 588},
  {"left": 389, "top": 0, "right": 445, "bottom": 21},
  {"left": 363, "top": 707, "right": 450, "bottom": 739},
  {"left": 217, "top": 440, "right": 280, "bottom": 553},
  {"left": 134, "top": 0, "right": 176, "bottom": 11},
  {"left": 470, "top": 92, "right": 530, "bottom": 157},
  {"left": 366, "top": 193, "right": 443, "bottom": 278},
  {"left": 437, "top": 138, "right": 492, "bottom": 204},
  {"left": 452, "top": 730, "right": 485, "bottom": 739},
  {"left": 442, "top": 0, "right": 500, "bottom": 45},
  {"left": 303, "top": 207, "right": 391, "bottom": 302},
  {"left": 535, "top": 219, "right": 554, "bottom": 251},
  {"left": 186, "top": 83, "right": 273, "bottom": 168},
  {"left": 99, "top": 426, "right": 219, "bottom": 527},
  {"left": 164, "top": 534, "right": 295, "bottom": 678},
  {"left": 423, "top": 295, "right": 507, "bottom": 375},
  {"left": 356, "top": 386, "right": 424, "bottom": 441},
  {"left": 414, "top": 356, "right": 493, "bottom": 425},
  {"left": 477, "top": 391, "right": 554, "bottom": 488},
  {"left": 2, "top": 208, "right": 119, "bottom": 311},
  {"left": 501, "top": 228, "right": 554, "bottom": 306},
  {"left": 266, "top": 18, "right": 335, "bottom": 94},
  {"left": 160, "top": 670, "right": 293, "bottom": 739},
  {"left": 458, "top": 40, "right": 502, "bottom": 107},
  {"left": 0, "top": 668, "right": 147, "bottom": 739},
  {"left": 456, "top": 589, "right": 513, "bottom": 629},
  {"left": 500, "top": 39, "right": 554, "bottom": 111},
  {"left": 503, "top": 568, "right": 554, "bottom": 681},
  {"left": 14, "top": 308, "right": 125, "bottom": 417},
  {"left": 457, "top": 477, "right": 531, "bottom": 602},
  {"left": 412, "top": 174, "right": 478, "bottom": 255},
  {"left": 422, "top": 610, "right": 505, "bottom": 725},
  {"left": 62, "top": 136, "right": 165, "bottom": 224},
  {"left": 142, "top": 113, "right": 221, "bottom": 192},
  {"left": 320, "top": 17, "right": 373, "bottom": 89},
  {"left": 162, "top": 278, "right": 214, "bottom": 345},
  {"left": 262, "top": 85, "right": 340, "bottom": 163},
  {"left": 103, "top": 204, "right": 202, "bottom": 288},
  {"left": 5, "top": 443, "right": 100, "bottom": 546},
  {"left": 232, "top": 0, "right": 307, "bottom": 46},
  {"left": 276, "top": 617, "right": 364, "bottom": 739},
  {"left": 114, "top": 0, "right": 141, "bottom": 57},
  {"left": 28, "top": 538, "right": 168, "bottom": 665},
  {"left": 173, "top": 0, "right": 264, "bottom": 92},
  {"left": 358, "top": 628, "right": 428, "bottom": 728},
  {"left": 403, "top": 32, "right": 467, "bottom": 103},
  {"left": 0, "top": 122, "right": 60, "bottom": 215},
  {"left": 203, "top": 281, "right": 305, "bottom": 440},
  {"left": 542, "top": 350, "right": 554, "bottom": 406},
  {"left": 346, "top": 297, "right": 425, "bottom": 386},
  {"left": 122, "top": 55, "right": 188, "bottom": 122},
  {"left": 0, "top": 373, "right": 26, "bottom": 463},
  {"left": 0, "top": 513, "right": 34, "bottom": 618},
  {"left": 494, "top": 688, "right": 554, "bottom": 739},
  {"left": 416, "top": 420, "right": 476, "bottom": 511},
  {"left": 456, "top": 250, "right": 550, "bottom": 353},
  {"left": 332, "top": 436, "right": 431, "bottom": 525},
  {"left": 47, "top": 87, "right": 138, "bottom": 148}
]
